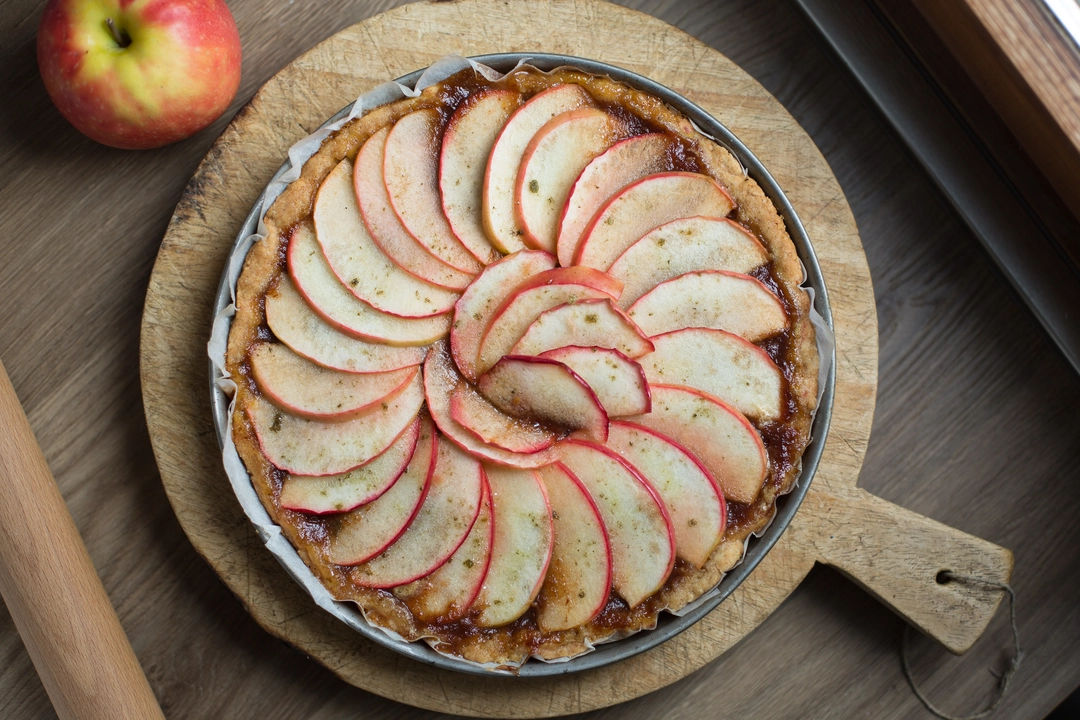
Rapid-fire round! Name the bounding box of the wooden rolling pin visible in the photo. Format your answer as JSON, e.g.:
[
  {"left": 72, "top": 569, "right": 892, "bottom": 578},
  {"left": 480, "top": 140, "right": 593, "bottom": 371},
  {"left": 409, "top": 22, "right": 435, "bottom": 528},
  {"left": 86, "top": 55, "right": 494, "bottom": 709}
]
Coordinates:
[{"left": 0, "top": 359, "right": 165, "bottom": 719}]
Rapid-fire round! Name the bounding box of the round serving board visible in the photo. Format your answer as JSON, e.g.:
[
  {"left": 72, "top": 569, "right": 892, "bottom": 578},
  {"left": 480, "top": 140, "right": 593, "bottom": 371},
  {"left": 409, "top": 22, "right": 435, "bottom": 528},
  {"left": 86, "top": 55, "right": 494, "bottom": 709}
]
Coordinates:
[{"left": 140, "top": 1, "right": 1014, "bottom": 716}]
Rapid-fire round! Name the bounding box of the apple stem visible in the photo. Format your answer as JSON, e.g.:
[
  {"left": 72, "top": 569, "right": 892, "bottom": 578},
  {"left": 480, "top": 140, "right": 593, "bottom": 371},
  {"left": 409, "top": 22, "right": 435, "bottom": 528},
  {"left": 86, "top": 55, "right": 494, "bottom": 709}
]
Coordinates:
[{"left": 104, "top": 18, "right": 131, "bottom": 48}]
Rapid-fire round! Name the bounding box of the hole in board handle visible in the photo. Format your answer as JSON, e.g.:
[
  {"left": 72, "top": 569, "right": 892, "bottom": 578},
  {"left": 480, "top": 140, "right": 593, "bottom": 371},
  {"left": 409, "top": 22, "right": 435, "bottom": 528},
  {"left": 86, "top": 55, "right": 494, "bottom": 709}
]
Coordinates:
[{"left": 935, "top": 570, "right": 952, "bottom": 585}]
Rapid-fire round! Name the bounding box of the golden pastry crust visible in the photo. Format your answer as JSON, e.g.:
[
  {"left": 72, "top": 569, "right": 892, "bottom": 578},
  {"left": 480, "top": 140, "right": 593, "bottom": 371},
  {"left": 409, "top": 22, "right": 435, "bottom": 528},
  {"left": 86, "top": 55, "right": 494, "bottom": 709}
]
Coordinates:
[{"left": 225, "top": 64, "right": 819, "bottom": 666}]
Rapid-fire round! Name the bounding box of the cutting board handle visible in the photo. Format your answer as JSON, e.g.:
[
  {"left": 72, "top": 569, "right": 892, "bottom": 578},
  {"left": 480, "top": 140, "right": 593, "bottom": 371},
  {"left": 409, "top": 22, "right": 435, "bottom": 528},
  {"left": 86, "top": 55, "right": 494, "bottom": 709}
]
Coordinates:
[
  {"left": 804, "top": 487, "right": 1013, "bottom": 654},
  {"left": 0, "top": 360, "right": 165, "bottom": 719}
]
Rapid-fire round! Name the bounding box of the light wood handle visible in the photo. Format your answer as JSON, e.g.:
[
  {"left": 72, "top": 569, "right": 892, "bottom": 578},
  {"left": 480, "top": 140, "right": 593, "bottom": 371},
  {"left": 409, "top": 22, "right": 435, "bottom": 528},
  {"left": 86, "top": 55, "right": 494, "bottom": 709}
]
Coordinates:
[
  {"left": 801, "top": 487, "right": 1013, "bottom": 654},
  {"left": 0, "top": 360, "right": 165, "bottom": 719}
]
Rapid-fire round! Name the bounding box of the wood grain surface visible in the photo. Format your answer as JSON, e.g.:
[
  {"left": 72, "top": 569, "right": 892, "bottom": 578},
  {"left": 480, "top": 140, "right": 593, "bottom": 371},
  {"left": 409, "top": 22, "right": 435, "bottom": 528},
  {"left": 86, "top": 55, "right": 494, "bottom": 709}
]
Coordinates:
[
  {"left": 0, "top": 360, "right": 165, "bottom": 720},
  {"left": 910, "top": 0, "right": 1080, "bottom": 219},
  {"left": 873, "top": 0, "right": 1080, "bottom": 272},
  {"left": 2, "top": 0, "right": 1078, "bottom": 718}
]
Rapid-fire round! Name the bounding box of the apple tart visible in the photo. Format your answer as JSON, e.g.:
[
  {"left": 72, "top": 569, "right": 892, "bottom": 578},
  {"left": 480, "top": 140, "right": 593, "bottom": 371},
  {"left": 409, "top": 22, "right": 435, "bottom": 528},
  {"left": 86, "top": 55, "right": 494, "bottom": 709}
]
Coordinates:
[{"left": 224, "top": 62, "right": 819, "bottom": 666}]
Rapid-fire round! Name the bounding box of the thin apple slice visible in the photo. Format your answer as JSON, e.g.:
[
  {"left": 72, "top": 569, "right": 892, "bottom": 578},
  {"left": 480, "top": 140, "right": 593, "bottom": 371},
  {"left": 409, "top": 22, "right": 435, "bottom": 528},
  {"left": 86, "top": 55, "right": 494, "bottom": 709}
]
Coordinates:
[
  {"left": 476, "top": 266, "right": 622, "bottom": 374},
  {"left": 384, "top": 108, "right": 482, "bottom": 274},
  {"left": 265, "top": 275, "right": 426, "bottom": 373},
  {"left": 557, "top": 133, "right": 676, "bottom": 267},
  {"left": 450, "top": 383, "right": 558, "bottom": 454},
  {"left": 250, "top": 343, "right": 417, "bottom": 421},
  {"left": 484, "top": 84, "right": 593, "bottom": 253},
  {"left": 476, "top": 281, "right": 613, "bottom": 374},
  {"left": 510, "top": 298, "right": 653, "bottom": 359},
  {"left": 441, "top": 89, "right": 522, "bottom": 265},
  {"left": 329, "top": 415, "right": 436, "bottom": 565},
  {"left": 424, "top": 340, "right": 559, "bottom": 468},
  {"left": 247, "top": 371, "right": 424, "bottom": 476},
  {"left": 473, "top": 466, "right": 553, "bottom": 627},
  {"left": 479, "top": 356, "right": 609, "bottom": 442},
  {"left": 355, "top": 127, "right": 472, "bottom": 291},
  {"left": 627, "top": 384, "right": 767, "bottom": 504},
  {"left": 628, "top": 270, "right": 787, "bottom": 341},
  {"left": 287, "top": 222, "right": 450, "bottom": 346},
  {"left": 393, "top": 484, "right": 493, "bottom": 622},
  {"left": 451, "top": 249, "right": 556, "bottom": 381},
  {"left": 535, "top": 463, "right": 611, "bottom": 632},
  {"left": 608, "top": 217, "right": 770, "bottom": 308},
  {"left": 575, "top": 172, "right": 735, "bottom": 270},
  {"left": 352, "top": 435, "right": 485, "bottom": 587},
  {"left": 640, "top": 328, "right": 784, "bottom": 421},
  {"left": 516, "top": 107, "right": 623, "bottom": 253},
  {"left": 315, "top": 158, "right": 459, "bottom": 317},
  {"left": 281, "top": 416, "right": 420, "bottom": 514},
  {"left": 538, "top": 346, "right": 650, "bottom": 417},
  {"left": 556, "top": 439, "right": 675, "bottom": 607},
  {"left": 605, "top": 421, "right": 725, "bottom": 568}
]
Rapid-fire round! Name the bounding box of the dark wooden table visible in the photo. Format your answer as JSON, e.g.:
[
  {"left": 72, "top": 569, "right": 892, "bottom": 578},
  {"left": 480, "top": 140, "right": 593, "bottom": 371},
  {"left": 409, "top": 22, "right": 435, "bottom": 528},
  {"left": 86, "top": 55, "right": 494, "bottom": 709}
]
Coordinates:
[{"left": 2, "top": 1, "right": 1078, "bottom": 718}]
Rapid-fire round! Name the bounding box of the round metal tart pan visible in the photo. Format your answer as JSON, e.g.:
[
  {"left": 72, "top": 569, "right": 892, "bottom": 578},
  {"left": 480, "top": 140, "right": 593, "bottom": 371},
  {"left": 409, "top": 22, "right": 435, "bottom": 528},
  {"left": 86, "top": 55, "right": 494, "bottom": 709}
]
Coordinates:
[{"left": 210, "top": 53, "right": 836, "bottom": 676}]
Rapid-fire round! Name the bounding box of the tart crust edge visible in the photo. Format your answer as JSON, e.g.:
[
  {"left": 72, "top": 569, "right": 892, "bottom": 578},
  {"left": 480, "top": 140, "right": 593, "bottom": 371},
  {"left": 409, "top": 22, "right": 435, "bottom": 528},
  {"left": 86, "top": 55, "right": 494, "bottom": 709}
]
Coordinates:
[{"left": 222, "top": 66, "right": 820, "bottom": 665}]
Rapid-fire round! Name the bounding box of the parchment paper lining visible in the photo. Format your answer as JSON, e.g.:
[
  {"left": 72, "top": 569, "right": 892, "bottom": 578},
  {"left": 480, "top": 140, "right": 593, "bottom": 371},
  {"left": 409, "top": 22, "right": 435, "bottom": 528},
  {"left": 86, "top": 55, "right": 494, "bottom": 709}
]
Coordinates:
[{"left": 207, "top": 55, "right": 834, "bottom": 672}]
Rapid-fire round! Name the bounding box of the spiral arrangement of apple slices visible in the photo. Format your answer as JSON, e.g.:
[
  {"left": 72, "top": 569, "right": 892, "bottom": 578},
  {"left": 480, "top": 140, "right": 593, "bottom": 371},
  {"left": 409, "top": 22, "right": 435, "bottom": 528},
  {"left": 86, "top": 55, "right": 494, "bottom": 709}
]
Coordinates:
[{"left": 245, "top": 82, "right": 795, "bottom": 638}]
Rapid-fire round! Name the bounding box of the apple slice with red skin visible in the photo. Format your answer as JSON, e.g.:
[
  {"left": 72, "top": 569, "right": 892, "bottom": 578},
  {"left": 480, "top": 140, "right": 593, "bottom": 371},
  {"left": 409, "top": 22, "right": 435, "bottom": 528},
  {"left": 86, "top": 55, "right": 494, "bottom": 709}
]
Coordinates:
[
  {"left": 537, "top": 346, "right": 651, "bottom": 417},
  {"left": 605, "top": 421, "right": 726, "bottom": 568},
  {"left": 352, "top": 435, "right": 485, "bottom": 588},
  {"left": 626, "top": 384, "right": 767, "bottom": 504},
  {"left": 574, "top": 172, "right": 736, "bottom": 270},
  {"left": 473, "top": 466, "right": 554, "bottom": 627},
  {"left": 250, "top": 343, "right": 418, "bottom": 422},
  {"left": 535, "top": 463, "right": 611, "bottom": 632},
  {"left": 247, "top": 371, "right": 424, "bottom": 476},
  {"left": 424, "top": 340, "right": 559, "bottom": 468},
  {"left": 329, "top": 415, "right": 436, "bottom": 565},
  {"left": 476, "top": 282, "right": 614, "bottom": 375},
  {"left": 556, "top": 439, "right": 675, "bottom": 608},
  {"left": 265, "top": 275, "right": 426, "bottom": 374},
  {"left": 609, "top": 217, "right": 770, "bottom": 308},
  {"left": 515, "top": 107, "right": 624, "bottom": 253},
  {"left": 280, "top": 416, "right": 420, "bottom": 514},
  {"left": 451, "top": 249, "right": 556, "bottom": 381},
  {"left": 507, "top": 265, "right": 625, "bottom": 299},
  {"left": 287, "top": 222, "right": 451, "bottom": 346},
  {"left": 383, "top": 108, "right": 482, "bottom": 274},
  {"left": 556, "top": 133, "right": 675, "bottom": 267},
  {"left": 356, "top": 127, "right": 472, "bottom": 291},
  {"left": 510, "top": 298, "right": 653, "bottom": 359},
  {"left": 479, "top": 356, "right": 609, "bottom": 443},
  {"left": 484, "top": 84, "right": 593, "bottom": 253},
  {"left": 441, "top": 89, "right": 522, "bottom": 265},
  {"left": 315, "top": 158, "right": 459, "bottom": 318},
  {"left": 640, "top": 328, "right": 784, "bottom": 422},
  {"left": 450, "top": 383, "right": 558, "bottom": 454},
  {"left": 393, "top": 483, "right": 493, "bottom": 622},
  {"left": 628, "top": 270, "right": 787, "bottom": 341},
  {"left": 475, "top": 266, "right": 622, "bottom": 374}
]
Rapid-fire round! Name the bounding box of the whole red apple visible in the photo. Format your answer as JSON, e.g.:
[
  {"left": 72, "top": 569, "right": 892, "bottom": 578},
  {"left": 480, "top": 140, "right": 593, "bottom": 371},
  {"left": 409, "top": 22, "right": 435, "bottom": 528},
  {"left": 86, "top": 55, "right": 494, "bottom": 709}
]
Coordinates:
[{"left": 37, "top": 0, "right": 242, "bottom": 150}]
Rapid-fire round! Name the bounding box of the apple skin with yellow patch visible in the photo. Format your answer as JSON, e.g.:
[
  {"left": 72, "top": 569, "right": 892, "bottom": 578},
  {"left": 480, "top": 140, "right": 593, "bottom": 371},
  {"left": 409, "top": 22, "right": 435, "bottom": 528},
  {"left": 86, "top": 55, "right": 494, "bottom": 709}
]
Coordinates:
[{"left": 37, "top": 0, "right": 241, "bottom": 149}]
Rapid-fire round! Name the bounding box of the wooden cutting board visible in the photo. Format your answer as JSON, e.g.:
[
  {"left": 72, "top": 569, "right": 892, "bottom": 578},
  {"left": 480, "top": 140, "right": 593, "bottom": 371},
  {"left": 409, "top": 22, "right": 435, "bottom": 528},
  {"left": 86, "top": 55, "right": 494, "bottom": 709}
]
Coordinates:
[{"left": 139, "top": 1, "right": 1013, "bottom": 716}]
